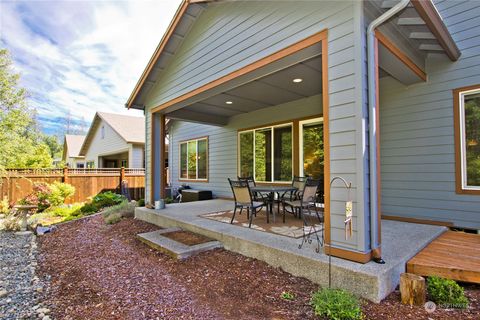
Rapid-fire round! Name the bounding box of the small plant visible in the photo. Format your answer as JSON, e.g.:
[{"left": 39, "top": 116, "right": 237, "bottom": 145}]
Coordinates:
[
  {"left": 48, "top": 182, "right": 75, "bottom": 206},
  {"left": 165, "top": 197, "right": 174, "bottom": 204},
  {"left": 92, "top": 191, "right": 125, "bottom": 209},
  {"left": 2, "top": 216, "right": 20, "bottom": 231},
  {"left": 80, "top": 203, "right": 98, "bottom": 215},
  {"left": 48, "top": 204, "right": 83, "bottom": 218},
  {"left": 427, "top": 276, "right": 469, "bottom": 308},
  {"left": 311, "top": 288, "right": 363, "bottom": 320},
  {"left": 102, "top": 200, "right": 135, "bottom": 224},
  {"left": 280, "top": 291, "right": 295, "bottom": 301},
  {"left": 137, "top": 198, "right": 145, "bottom": 207},
  {"left": 0, "top": 196, "right": 10, "bottom": 215}
]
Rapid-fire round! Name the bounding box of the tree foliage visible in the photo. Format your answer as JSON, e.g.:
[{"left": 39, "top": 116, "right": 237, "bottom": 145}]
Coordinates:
[{"left": 0, "top": 49, "right": 53, "bottom": 168}]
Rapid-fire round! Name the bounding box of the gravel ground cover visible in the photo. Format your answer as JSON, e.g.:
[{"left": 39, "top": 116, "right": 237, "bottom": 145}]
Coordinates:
[
  {"left": 32, "top": 215, "right": 480, "bottom": 319},
  {"left": 0, "top": 231, "right": 50, "bottom": 320}
]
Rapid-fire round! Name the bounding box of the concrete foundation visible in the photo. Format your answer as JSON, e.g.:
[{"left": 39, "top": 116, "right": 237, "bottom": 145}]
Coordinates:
[{"left": 135, "top": 199, "right": 445, "bottom": 302}]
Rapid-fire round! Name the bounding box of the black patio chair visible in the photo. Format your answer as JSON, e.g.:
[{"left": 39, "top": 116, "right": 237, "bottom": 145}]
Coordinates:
[
  {"left": 280, "top": 176, "right": 309, "bottom": 217},
  {"left": 282, "top": 179, "right": 324, "bottom": 252},
  {"left": 228, "top": 178, "right": 266, "bottom": 227}
]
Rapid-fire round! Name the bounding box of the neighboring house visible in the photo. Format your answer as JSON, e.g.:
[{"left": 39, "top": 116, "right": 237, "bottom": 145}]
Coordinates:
[
  {"left": 79, "top": 112, "right": 145, "bottom": 168},
  {"left": 62, "top": 134, "right": 86, "bottom": 168},
  {"left": 126, "top": 0, "right": 479, "bottom": 263}
]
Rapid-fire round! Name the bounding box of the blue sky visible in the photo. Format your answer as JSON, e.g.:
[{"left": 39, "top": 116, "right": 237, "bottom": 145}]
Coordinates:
[{"left": 0, "top": 0, "right": 182, "bottom": 135}]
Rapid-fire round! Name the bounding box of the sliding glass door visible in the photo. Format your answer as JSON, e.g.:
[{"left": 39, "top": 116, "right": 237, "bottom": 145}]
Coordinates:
[{"left": 299, "top": 118, "right": 324, "bottom": 180}]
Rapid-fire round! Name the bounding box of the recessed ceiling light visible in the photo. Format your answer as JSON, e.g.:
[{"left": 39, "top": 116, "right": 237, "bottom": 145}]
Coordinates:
[
  {"left": 293, "top": 78, "right": 303, "bottom": 83},
  {"left": 225, "top": 101, "right": 233, "bottom": 104}
]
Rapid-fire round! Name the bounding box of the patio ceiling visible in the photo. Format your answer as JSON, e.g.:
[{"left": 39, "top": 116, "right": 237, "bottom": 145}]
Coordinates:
[{"left": 167, "top": 54, "right": 322, "bottom": 126}]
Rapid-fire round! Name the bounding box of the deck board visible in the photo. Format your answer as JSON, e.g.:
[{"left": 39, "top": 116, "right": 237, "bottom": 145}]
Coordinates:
[{"left": 407, "top": 231, "right": 480, "bottom": 283}]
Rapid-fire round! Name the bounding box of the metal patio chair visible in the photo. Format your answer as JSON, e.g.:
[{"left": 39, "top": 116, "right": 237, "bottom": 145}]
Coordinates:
[
  {"left": 282, "top": 178, "right": 324, "bottom": 252},
  {"left": 228, "top": 178, "right": 265, "bottom": 227}
]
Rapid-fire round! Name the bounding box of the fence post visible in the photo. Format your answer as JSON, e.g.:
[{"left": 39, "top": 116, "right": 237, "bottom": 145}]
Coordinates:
[{"left": 63, "top": 167, "right": 69, "bottom": 183}]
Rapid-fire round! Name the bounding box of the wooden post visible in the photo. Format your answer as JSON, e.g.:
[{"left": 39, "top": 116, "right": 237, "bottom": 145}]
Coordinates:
[
  {"left": 400, "top": 273, "right": 426, "bottom": 306},
  {"left": 159, "top": 114, "right": 166, "bottom": 199},
  {"left": 120, "top": 167, "right": 125, "bottom": 194},
  {"left": 63, "top": 167, "right": 69, "bottom": 184}
]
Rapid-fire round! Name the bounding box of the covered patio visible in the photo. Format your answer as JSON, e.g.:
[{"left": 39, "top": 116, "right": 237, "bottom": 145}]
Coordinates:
[{"left": 135, "top": 199, "right": 445, "bottom": 303}]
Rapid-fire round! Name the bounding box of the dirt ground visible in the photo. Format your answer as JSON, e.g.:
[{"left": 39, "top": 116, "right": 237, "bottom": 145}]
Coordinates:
[{"left": 37, "top": 216, "right": 480, "bottom": 319}]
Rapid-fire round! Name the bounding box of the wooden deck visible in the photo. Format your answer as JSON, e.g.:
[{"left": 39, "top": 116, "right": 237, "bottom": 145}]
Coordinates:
[{"left": 407, "top": 231, "right": 480, "bottom": 283}]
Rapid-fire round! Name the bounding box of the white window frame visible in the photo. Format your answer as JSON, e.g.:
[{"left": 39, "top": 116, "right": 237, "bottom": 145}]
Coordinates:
[
  {"left": 238, "top": 123, "right": 293, "bottom": 183},
  {"left": 299, "top": 117, "right": 324, "bottom": 177},
  {"left": 179, "top": 137, "right": 208, "bottom": 181},
  {"left": 459, "top": 88, "right": 480, "bottom": 191}
]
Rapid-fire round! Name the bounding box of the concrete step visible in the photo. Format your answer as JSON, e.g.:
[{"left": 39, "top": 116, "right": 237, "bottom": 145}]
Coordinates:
[{"left": 137, "top": 227, "right": 223, "bottom": 260}]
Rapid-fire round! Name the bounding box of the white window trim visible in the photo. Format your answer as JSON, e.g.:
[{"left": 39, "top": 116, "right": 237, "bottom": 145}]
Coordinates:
[
  {"left": 459, "top": 88, "right": 480, "bottom": 191},
  {"left": 238, "top": 123, "right": 293, "bottom": 183},
  {"left": 179, "top": 137, "right": 208, "bottom": 181},
  {"left": 299, "top": 117, "right": 324, "bottom": 177}
]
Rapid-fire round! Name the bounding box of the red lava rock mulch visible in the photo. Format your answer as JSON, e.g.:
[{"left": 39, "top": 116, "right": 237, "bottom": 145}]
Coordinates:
[
  {"left": 37, "top": 215, "right": 480, "bottom": 320},
  {"left": 161, "top": 230, "right": 213, "bottom": 246},
  {"left": 37, "top": 216, "right": 317, "bottom": 319}
]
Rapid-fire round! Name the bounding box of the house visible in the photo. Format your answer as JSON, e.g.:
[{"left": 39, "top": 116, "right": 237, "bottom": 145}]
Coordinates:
[
  {"left": 62, "top": 134, "right": 86, "bottom": 168},
  {"left": 126, "top": 0, "right": 479, "bottom": 266},
  {"left": 79, "top": 112, "right": 146, "bottom": 168}
]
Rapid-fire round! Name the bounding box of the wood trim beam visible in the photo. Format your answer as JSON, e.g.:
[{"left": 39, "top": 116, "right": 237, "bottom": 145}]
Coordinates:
[
  {"left": 126, "top": 0, "right": 190, "bottom": 108},
  {"left": 453, "top": 84, "right": 480, "bottom": 195},
  {"left": 324, "top": 245, "right": 372, "bottom": 264},
  {"left": 168, "top": 109, "right": 229, "bottom": 126},
  {"left": 150, "top": 114, "right": 156, "bottom": 204},
  {"left": 375, "top": 30, "right": 427, "bottom": 82},
  {"left": 151, "top": 29, "right": 328, "bottom": 113},
  {"left": 160, "top": 114, "right": 166, "bottom": 199},
  {"left": 382, "top": 215, "right": 454, "bottom": 227},
  {"left": 321, "top": 35, "right": 331, "bottom": 247},
  {"left": 411, "top": 0, "right": 461, "bottom": 61}
]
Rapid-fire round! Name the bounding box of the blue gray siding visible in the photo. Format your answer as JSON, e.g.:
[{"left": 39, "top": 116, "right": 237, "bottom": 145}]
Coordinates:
[
  {"left": 145, "top": 1, "right": 371, "bottom": 253},
  {"left": 380, "top": 0, "right": 480, "bottom": 229}
]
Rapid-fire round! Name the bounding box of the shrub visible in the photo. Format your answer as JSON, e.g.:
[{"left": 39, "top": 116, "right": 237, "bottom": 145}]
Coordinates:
[
  {"left": 427, "top": 276, "right": 469, "bottom": 308},
  {"left": 3, "top": 216, "right": 20, "bottom": 231},
  {"left": 280, "top": 291, "right": 295, "bottom": 301},
  {"left": 48, "top": 182, "right": 75, "bottom": 206},
  {"left": 80, "top": 203, "right": 98, "bottom": 215},
  {"left": 137, "top": 198, "right": 145, "bottom": 207},
  {"left": 48, "top": 204, "right": 83, "bottom": 218},
  {"left": 0, "top": 196, "right": 10, "bottom": 215},
  {"left": 92, "top": 191, "right": 125, "bottom": 209},
  {"left": 102, "top": 200, "right": 136, "bottom": 224},
  {"left": 311, "top": 288, "right": 363, "bottom": 320}
]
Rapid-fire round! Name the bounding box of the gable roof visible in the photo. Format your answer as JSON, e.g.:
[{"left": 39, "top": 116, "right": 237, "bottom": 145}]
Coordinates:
[
  {"left": 63, "top": 134, "right": 86, "bottom": 159},
  {"left": 126, "top": 0, "right": 460, "bottom": 110},
  {"left": 79, "top": 112, "right": 145, "bottom": 156}
]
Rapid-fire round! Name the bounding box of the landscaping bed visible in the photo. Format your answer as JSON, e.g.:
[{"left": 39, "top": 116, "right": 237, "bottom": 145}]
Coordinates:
[
  {"left": 161, "top": 230, "right": 213, "bottom": 246},
  {"left": 36, "top": 215, "right": 480, "bottom": 319}
]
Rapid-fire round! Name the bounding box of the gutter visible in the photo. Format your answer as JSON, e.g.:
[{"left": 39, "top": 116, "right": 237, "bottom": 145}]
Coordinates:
[{"left": 367, "top": 0, "right": 410, "bottom": 264}]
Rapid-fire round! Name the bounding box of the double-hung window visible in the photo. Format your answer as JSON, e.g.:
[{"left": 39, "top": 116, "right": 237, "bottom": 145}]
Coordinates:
[
  {"left": 179, "top": 137, "right": 208, "bottom": 181},
  {"left": 454, "top": 85, "right": 480, "bottom": 193},
  {"left": 239, "top": 124, "right": 293, "bottom": 182}
]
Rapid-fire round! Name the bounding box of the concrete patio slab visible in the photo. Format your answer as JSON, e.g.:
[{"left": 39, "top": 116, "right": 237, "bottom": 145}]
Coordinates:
[{"left": 135, "top": 199, "right": 446, "bottom": 302}]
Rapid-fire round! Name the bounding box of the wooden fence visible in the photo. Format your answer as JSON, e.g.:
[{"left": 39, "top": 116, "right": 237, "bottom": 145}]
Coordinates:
[{"left": 0, "top": 168, "right": 145, "bottom": 204}]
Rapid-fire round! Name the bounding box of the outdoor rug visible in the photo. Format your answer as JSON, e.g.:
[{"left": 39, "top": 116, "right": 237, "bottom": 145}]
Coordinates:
[{"left": 200, "top": 209, "right": 323, "bottom": 239}]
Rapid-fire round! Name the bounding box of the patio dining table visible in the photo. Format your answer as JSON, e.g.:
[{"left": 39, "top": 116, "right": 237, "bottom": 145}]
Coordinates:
[{"left": 250, "top": 185, "right": 297, "bottom": 223}]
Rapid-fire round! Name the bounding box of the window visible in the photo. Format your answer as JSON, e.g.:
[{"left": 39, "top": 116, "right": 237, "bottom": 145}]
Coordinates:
[
  {"left": 179, "top": 137, "right": 208, "bottom": 181},
  {"left": 86, "top": 161, "right": 95, "bottom": 168},
  {"left": 455, "top": 85, "right": 480, "bottom": 193},
  {"left": 239, "top": 124, "right": 292, "bottom": 182},
  {"left": 76, "top": 162, "right": 85, "bottom": 169},
  {"left": 121, "top": 160, "right": 128, "bottom": 168},
  {"left": 300, "top": 118, "right": 324, "bottom": 180},
  {"left": 101, "top": 125, "right": 105, "bottom": 139}
]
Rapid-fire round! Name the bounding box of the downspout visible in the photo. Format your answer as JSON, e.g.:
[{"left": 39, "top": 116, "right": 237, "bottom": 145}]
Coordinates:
[{"left": 367, "top": 0, "right": 410, "bottom": 263}]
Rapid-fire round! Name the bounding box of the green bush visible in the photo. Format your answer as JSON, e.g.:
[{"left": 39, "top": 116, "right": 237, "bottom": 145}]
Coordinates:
[
  {"left": 92, "top": 191, "right": 125, "bottom": 209},
  {"left": 280, "top": 291, "right": 295, "bottom": 301},
  {"left": 311, "top": 288, "right": 363, "bottom": 320},
  {"left": 102, "top": 200, "right": 135, "bottom": 224},
  {"left": 48, "top": 204, "right": 83, "bottom": 218},
  {"left": 80, "top": 203, "right": 98, "bottom": 215},
  {"left": 0, "top": 196, "right": 10, "bottom": 214},
  {"left": 48, "top": 182, "right": 75, "bottom": 206},
  {"left": 137, "top": 198, "right": 145, "bottom": 207},
  {"left": 427, "top": 276, "right": 469, "bottom": 308}
]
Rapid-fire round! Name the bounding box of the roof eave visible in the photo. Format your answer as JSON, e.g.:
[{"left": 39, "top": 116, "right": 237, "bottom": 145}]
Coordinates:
[{"left": 411, "top": 0, "right": 461, "bottom": 61}]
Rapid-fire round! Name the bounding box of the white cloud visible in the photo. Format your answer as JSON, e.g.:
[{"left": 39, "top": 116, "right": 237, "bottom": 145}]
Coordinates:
[{"left": 0, "top": 0, "right": 182, "bottom": 133}]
